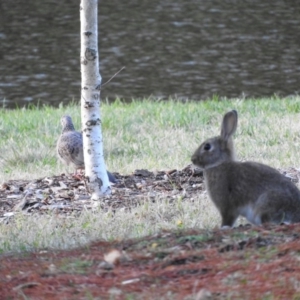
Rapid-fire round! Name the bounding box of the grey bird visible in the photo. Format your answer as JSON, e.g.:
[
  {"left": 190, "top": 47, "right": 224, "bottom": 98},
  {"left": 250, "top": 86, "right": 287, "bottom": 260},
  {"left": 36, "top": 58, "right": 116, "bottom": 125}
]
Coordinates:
[{"left": 57, "top": 115, "right": 117, "bottom": 183}]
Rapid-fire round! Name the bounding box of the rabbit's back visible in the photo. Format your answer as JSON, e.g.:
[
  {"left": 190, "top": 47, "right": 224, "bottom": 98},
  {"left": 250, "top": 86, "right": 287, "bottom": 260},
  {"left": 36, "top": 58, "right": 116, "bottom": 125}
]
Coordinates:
[{"left": 205, "top": 161, "right": 300, "bottom": 224}]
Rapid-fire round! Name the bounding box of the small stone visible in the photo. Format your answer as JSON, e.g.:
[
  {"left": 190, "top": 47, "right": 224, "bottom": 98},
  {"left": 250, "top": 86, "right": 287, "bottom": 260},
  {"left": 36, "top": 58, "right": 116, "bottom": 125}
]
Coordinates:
[{"left": 98, "top": 261, "right": 114, "bottom": 270}]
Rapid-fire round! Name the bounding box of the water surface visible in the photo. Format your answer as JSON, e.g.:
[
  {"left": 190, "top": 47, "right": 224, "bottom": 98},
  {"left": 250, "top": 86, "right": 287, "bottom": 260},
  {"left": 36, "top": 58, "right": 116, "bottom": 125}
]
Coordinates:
[{"left": 0, "top": 0, "right": 300, "bottom": 107}]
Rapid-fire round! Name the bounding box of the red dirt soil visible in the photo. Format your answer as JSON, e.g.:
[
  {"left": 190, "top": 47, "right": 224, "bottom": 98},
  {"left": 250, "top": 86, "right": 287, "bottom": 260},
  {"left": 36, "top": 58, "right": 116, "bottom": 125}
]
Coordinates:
[{"left": 2, "top": 224, "right": 300, "bottom": 299}]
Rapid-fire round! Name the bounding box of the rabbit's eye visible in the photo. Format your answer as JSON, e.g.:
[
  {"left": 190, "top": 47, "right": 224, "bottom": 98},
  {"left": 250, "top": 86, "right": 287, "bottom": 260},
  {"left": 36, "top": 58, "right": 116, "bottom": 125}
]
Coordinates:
[{"left": 204, "top": 143, "right": 211, "bottom": 151}]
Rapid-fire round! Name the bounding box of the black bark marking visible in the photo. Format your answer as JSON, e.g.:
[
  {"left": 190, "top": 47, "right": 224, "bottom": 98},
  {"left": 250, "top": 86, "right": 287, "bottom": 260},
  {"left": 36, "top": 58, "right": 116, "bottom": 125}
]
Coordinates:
[
  {"left": 84, "top": 101, "right": 94, "bottom": 108},
  {"left": 81, "top": 58, "right": 88, "bottom": 65},
  {"left": 96, "top": 177, "right": 103, "bottom": 188},
  {"left": 85, "top": 48, "right": 97, "bottom": 61},
  {"left": 86, "top": 118, "right": 101, "bottom": 126}
]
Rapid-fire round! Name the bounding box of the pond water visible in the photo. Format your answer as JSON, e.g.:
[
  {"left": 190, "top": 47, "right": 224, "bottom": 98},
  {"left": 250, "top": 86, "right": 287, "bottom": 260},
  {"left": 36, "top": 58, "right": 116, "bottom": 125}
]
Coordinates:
[{"left": 0, "top": 0, "right": 300, "bottom": 107}]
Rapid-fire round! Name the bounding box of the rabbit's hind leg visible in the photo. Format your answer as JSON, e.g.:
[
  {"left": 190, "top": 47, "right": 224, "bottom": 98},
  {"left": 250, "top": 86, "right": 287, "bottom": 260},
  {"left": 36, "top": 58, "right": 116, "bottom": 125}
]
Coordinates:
[{"left": 254, "top": 191, "right": 292, "bottom": 225}]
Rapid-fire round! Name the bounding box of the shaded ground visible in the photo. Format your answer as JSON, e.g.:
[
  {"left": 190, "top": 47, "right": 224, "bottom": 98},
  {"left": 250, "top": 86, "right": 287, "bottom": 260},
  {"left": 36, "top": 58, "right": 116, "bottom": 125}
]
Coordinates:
[
  {"left": 1, "top": 167, "right": 300, "bottom": 299},
  {"left": 0, "top": 166, "right": 203, "bottom": 220}
]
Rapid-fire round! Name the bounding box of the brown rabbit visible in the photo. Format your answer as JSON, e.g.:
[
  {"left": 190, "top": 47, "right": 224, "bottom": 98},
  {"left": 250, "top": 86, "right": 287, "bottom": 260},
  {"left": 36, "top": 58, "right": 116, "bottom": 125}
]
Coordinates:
[{"left": 191, "top": 110, "right": 300, "bottom": 227}]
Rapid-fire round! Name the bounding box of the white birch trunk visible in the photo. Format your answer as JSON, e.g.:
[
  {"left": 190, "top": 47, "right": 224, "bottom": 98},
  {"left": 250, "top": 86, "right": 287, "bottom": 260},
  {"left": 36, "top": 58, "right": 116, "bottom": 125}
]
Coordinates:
[{"left": 80, "top": 0, "right": 111, "bottom": 199}]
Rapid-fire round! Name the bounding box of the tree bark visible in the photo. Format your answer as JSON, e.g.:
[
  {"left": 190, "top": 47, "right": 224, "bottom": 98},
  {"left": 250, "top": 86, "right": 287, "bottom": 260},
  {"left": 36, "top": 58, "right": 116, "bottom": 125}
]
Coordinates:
[{"left": 80, "top": 0, "right": 111, "bottom": 199}]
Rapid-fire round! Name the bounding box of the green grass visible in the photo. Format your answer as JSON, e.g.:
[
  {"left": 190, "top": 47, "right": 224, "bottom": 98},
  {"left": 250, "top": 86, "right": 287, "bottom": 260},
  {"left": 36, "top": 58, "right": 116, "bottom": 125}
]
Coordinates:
[
  {"left": 1, "top": 96, "right": 300, "bottom": 180},
  {"left": 1, "top": 96, "right": 300, "bottom": 253}
]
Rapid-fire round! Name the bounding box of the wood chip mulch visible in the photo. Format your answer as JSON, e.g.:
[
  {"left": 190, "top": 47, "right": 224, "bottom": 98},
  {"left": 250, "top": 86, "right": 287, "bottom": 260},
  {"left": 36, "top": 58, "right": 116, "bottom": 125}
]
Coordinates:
[{"left": 0, "top": 165, "right": 204, "bottom": 223}]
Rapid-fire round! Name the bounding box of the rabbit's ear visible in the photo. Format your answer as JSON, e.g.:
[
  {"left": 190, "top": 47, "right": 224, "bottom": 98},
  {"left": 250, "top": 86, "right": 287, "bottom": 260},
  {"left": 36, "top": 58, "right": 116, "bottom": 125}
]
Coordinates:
[{"left": 220, "top": 110, "right": 238, "bottom": 141}]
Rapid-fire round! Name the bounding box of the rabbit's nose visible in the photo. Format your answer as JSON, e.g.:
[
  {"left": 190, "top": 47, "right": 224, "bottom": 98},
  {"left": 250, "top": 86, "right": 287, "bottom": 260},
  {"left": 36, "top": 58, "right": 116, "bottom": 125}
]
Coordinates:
[{"left": 191, "top": 154, "right": 198, "bottom": 164}]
